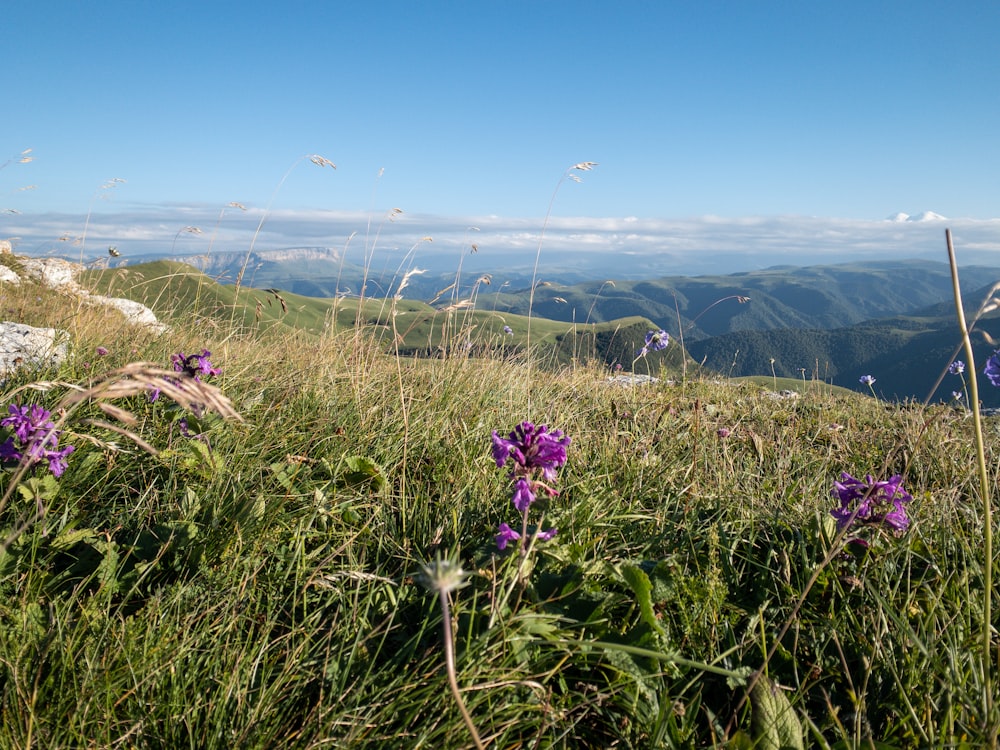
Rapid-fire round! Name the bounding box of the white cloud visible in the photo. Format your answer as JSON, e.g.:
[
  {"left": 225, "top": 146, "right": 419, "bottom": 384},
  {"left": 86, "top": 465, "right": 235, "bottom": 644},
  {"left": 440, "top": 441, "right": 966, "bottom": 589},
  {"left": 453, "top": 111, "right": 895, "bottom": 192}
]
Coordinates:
[{"left": 5, "top": 203, "right": 1000, "bottom": 276}]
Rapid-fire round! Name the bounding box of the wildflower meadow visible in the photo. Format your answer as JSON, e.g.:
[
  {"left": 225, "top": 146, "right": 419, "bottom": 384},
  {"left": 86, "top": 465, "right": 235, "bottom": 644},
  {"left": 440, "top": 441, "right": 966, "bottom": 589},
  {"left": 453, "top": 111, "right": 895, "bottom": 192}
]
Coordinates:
[{"left": 1, "top": 194, "right": 999, "bottom": 747}]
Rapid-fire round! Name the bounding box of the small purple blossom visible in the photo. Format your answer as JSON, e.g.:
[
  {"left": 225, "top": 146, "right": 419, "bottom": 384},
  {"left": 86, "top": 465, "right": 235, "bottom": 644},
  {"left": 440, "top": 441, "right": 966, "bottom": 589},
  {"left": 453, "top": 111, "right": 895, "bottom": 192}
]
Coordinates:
[
  {"left": 984, "top": 350, "right": 1000, "bottom": 387},
  {"left": 172, "top": 349, "right": 222, "bottom": 379},
  {"left": 495, "top": 522, "right": 521, "bottom": 551},
  {"left": 635, "top": 329, "right": 669, "bottom": 358},
  {"left": 503, "top": 325, "right": 513, "bottom": 335},
  {"left": 830, "top": 472, "right": 912, "bottom": 533},
  {"left": 535, "top": 527, "right": 558, "bottom": 542},
  {"left": 511, "top": 477, "right": 536, "bottom": 512},
  {"left": 150, "top": 348, "right": 221, "bottom": 404},
  {"left": 716, "top": 428, "right": 732, "bottom": 438},
  {"left": 494, "top": 523, "right": 558, "bottom": 551},
  {"left": 3, "top": 404, "right": 52, "bottom": 443},
  {"left": 859, "top": 375, "right": 876, "bottom": 386},
  {"left": 948, "top": 360, "right": 965, "bottom": 375},
  {"left": 96, "top": 346, "right": 109, "bottom": 357},
  {"left": 0, "top": 402, "right": 75, "bottom": 478}
]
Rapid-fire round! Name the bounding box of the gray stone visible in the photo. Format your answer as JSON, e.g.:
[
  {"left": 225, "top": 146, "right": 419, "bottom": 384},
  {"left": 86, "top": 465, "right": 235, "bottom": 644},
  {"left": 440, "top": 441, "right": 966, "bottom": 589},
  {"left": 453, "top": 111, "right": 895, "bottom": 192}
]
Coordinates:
[
  {"left": 606, "top": 373, "right": 660, "bottom": 386},
  {"left": 0, "top": 321, "right": 69, "bottom": 377}
]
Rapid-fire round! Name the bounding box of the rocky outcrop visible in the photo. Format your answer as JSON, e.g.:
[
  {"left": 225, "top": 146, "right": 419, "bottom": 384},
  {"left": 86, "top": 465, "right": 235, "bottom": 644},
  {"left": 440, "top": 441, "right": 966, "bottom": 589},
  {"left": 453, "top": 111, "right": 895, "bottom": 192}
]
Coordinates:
[
  {"left": 0, "top": 253, "right": 167, "bottom": 378},
  {"left": 3, "top": 256, "right": 168, "bottom": 335}
]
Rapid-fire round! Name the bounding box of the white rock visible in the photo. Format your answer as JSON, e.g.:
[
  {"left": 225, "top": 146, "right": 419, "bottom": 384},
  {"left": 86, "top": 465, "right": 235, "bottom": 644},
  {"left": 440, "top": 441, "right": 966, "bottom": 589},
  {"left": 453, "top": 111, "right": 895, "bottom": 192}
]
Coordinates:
[
  {"left": 18, "top": 258, "right": 80, "bottom": 290},
  {"left": 606, "top": 373, "right": 660, "bottom": 386},
  {"left": 0, "top": 321, "right": 69, "bottom": 376},
  {"left": 9, "top": 255, "right": 168, "bottom": 333},
  {"left": 0, "top": 266, "right": 20, "bottom": 285},
  {"left": 91, "top": 295, "right": 169, "bottom": 334}
]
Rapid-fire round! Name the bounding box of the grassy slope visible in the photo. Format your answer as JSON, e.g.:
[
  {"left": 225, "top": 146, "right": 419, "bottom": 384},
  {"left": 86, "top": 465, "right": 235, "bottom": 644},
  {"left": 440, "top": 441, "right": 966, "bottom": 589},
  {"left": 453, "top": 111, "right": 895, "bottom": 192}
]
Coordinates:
[
  {"left": 0, "top": 259, "right": 997, "bottom": 747},
  {"left": 81, "top": 261, "right": 684, "bottom": 371}
]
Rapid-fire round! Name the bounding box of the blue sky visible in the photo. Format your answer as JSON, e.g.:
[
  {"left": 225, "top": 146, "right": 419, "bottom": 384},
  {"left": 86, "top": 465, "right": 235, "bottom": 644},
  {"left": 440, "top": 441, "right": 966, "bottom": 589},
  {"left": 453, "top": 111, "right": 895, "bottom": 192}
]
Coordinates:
[{"left": 4, "top": 1, "right": 1000, "bottom": 271}]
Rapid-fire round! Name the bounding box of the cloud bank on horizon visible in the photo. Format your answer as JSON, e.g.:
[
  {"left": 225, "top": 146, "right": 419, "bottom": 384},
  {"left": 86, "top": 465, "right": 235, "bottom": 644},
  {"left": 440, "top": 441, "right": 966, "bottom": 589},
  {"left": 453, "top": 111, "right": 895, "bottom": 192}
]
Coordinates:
[{"left": 6, "top": 202, "right": 1000, "bottom": 277}]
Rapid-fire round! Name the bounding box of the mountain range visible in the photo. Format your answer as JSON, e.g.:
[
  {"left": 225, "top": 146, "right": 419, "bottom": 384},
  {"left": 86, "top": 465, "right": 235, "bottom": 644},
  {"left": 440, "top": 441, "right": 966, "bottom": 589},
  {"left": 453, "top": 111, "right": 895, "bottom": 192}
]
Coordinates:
[{"left": 129, "top": 249, "right": 1000, "bottom": 406}]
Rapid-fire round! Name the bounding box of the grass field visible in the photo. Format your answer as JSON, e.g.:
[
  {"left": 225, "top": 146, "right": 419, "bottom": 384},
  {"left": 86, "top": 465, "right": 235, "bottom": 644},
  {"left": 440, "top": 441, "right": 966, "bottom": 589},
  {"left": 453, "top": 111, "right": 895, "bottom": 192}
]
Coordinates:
[{"left": 1, "top": 251, "right": 998, "bottom": 748}]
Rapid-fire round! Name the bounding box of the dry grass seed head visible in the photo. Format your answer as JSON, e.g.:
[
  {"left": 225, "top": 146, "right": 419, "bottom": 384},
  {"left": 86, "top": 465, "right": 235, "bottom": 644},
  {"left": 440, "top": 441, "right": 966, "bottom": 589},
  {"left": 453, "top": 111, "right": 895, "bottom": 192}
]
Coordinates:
[{"left": 61, "top": 362, "right": 243, "bottom": 423}]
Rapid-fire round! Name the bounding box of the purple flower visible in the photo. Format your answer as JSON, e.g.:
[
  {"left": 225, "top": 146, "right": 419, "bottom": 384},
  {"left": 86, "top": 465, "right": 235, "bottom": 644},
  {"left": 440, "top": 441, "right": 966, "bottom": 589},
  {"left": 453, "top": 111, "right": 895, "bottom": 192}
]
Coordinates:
[
  {"left": 830, "top": 472, "right": 912, "bottom": 533},
  {"left": 491, "top": 422, "right": 570, "bottom": 482},
  {"left": 512, "top": 477, "right": 536, "bottom": 512},
  {"left": 503, "top": 325, "right": 513, "bottom": 335},
  {"left": 0, "top": 402, "right": 75, "bottom": 477},
  {"left": 0, "top": 439, "right": 20, "bottom": 462},
  {"left": 635, "top": 329, "right": 669, "bottom": 358},
  {"left": 716, "top": 428, "right": 732, "bottom": 438},
  {"left": 96, "top": 346, "right": 109, "bottom": 357},
  {"left": 2, "top": 404, "right": 53, "bottom": 444},
  {"left": 859, "top": 375, "right": 876, "bottom": 386},
  {"left": 172, "top": 349, "right": 222, "bottom": 379},
  {"left": 495, "top": 522, "right": 521, "bottom": 551},
  {"left": 495, "top": 523, "right": 558, "bottom": 552},
  {"left": 41, "top": 444, "right": 75, "bottom": 477},
  {"left": 948, "top": 360, "right": 965, "bottom": 375},
  {"left": 492, "top": 421, "right": 571, "bottom": 549},
  {"left": 535, "top": 527, "right": 558, "bottom": 542},
  {"left": 151, "top": 348, "right": 221, "bottom": 404},
  {"left": 984, "top": 350, "right": 1000, "bottom": 387}
]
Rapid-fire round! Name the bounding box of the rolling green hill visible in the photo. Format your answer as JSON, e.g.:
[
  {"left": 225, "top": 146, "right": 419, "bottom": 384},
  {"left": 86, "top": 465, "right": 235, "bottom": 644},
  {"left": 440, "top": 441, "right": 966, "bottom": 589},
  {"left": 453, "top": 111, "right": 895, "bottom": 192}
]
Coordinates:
[
  {"left": 478, "top": 259, "right": 1000, "bottom": 340},
  {"left": 81, "top": 259, "right": 1000, "bottom": 404},
  {"left": 685, "top": 287, "right": 1000, "bottom": 406},
  {"left": 79, "top": 262, "right": 683, "bottom": 373}
]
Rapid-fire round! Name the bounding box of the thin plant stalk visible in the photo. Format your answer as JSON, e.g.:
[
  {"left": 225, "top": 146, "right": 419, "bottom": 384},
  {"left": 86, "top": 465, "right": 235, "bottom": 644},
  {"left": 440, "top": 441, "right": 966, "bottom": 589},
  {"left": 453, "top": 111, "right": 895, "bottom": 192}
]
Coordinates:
[
  {"left": 421, "top": 557, "right": 485, "bottom": 750},
  {"left": 524, "top": 162, "right": 596, "bottom": 369},
  {"left": 945, "top": 228, "right": 994, "bottom": 725},
  {"left": 438, "top": 587, "right": 486, "bottom": 750},
  {"left": 232, "top": 154, "right": 335, "bottom": 299}
]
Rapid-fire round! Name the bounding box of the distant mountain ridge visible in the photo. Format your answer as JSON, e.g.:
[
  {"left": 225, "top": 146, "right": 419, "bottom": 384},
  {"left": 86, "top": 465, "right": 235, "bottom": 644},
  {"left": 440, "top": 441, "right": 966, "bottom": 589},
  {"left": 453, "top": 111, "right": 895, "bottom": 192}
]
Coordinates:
[
  {"left": 684, "top": 284, "right": 1000, "bottom": 406},
  {"left": 477, "top": 259, "right": 1000, "bottom": 340},
  {"left": 146, "top": 252, "right": 1000, "bottom": 404}
]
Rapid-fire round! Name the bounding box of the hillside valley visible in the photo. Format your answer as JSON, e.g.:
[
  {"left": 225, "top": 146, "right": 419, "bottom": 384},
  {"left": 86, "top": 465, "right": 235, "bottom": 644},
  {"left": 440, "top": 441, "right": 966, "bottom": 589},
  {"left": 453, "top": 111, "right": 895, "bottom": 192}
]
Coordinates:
[{"left": 81, "top": 254, "right": 1000, "bottom": 406}]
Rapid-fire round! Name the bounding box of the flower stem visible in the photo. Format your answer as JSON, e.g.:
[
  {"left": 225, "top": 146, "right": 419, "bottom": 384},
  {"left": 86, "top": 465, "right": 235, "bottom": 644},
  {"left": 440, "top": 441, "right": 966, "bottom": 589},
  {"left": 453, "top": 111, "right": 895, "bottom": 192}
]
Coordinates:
[
  {"left": 946, "top": 228, "right": 994, "bottom": 726},
  {"left": 438, "top": 589, "right": 485, "bottom": 750}
]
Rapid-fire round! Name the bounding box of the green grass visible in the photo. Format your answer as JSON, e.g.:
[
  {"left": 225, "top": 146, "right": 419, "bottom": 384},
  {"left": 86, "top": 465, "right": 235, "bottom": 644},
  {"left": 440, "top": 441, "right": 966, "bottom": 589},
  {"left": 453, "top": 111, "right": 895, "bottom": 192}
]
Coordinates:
[{"left": 0, "top": 263, "right": 998, "bottom": 748}]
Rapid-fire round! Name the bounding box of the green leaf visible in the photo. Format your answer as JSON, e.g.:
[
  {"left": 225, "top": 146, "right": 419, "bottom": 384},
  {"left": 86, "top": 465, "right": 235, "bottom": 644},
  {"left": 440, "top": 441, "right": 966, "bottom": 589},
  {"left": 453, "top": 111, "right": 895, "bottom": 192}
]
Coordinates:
[
  {"left": 15, "top": 474, "right": 59, "bottom": 503},
  {"left": 50, "top": 526, "right": 99, "bottom": 551},
  {"left": 749, "top": 674, "right": 804, "bottom": 750},
  {"left": 338, "top": 455, "right": 387, "bottom": 494},
  {"left": 621, "top": 562, "right": 667, "bottom": 637},
  {"left": 180, "top": 487, "right": 201, "bottom": 520}
]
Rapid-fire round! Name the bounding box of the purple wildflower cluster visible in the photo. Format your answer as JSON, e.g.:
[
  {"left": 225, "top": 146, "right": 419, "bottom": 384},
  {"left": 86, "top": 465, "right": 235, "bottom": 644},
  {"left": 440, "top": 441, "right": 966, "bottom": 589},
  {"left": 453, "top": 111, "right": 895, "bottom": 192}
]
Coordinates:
[
  {"left": 149, "top": 349, "right": 221, "bottom": 404},
  {"left": 0, "top": 403, "right": 75, "bottom": 477},
  {"left": 491, "top": 421, "right": 569, "bottom": 551},
  {"left": 172, "top": 350, "right": 222, "bottom": 380},
  {"left": 984, "top": 350, "right": 1000, "bottom": 387},
  {"left": 830, "top": 472, "right": 912, "bottom": 534},
  {"left": 635, "top": 329, "right": 669, "bottom": 359}
]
